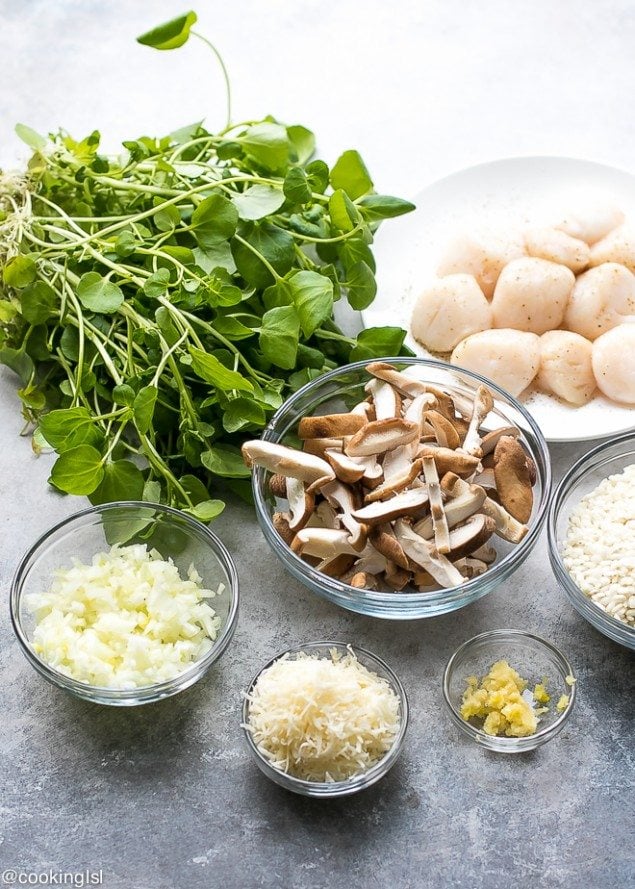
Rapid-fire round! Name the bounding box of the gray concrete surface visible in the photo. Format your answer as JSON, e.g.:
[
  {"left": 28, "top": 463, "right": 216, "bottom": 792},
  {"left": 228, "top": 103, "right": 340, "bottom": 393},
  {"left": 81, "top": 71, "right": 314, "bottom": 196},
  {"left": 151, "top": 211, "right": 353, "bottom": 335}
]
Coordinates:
[{"left": 1, "top": 2, "right": 634, "bottom": 888}]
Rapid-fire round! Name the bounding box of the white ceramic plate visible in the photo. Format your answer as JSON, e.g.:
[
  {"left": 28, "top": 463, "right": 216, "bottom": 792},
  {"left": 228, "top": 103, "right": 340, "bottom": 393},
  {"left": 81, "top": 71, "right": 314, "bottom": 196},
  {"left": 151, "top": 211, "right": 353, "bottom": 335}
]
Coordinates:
[{"left": 364, "top": 156, "right": 635, "bottom": 442}]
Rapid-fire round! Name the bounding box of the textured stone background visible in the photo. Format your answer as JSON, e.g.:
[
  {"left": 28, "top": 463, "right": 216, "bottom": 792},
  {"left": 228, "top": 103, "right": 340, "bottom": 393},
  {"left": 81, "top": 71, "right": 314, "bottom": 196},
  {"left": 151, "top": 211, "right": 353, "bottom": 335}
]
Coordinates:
[{"left": 0, "top": 2, "right": 633, "bottom": 888}]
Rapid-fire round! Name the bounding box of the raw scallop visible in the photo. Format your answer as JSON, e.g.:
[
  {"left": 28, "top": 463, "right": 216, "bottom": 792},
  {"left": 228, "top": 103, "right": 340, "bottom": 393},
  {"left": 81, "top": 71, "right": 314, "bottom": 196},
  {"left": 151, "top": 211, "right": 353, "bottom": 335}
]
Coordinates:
[
  {"left": 592, "top": 325, "right": 635, "bottom": 404},
  {"left": 564, "top": 263, "right": 635, "bottom": 340},
  {"left": 556, "top": 201, "right": 624, "bottom": 245},
  {"left": 491, "top": 257, "right": 575, "bottom": 335},
  {"left": 524, "top": 227, "right": 590, "bottom": 273},
  {"left": 537, "top": 331, "right": 596, "bottom": 406},
  {"left": 589, "top": 225, "right": 635, "bottom": 274},
  {"left": 450, "top": 329, "right": 540, "bottom": 398},
  {"left": 436, "top": 231, "right": 525, "bottom": 298},
  {"left": 410, "top": 274, "right": 492, "bottom": 353}
]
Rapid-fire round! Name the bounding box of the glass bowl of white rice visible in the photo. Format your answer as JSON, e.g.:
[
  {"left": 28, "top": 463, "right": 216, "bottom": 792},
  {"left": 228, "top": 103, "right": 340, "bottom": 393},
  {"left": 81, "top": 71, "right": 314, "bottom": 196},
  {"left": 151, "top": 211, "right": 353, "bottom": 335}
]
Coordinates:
[
  {"left": 10, "top": 502, "right": 239, "bottom": 705},
  {"left": 548, "top": 432, "right": 635, "bottom": 650}
]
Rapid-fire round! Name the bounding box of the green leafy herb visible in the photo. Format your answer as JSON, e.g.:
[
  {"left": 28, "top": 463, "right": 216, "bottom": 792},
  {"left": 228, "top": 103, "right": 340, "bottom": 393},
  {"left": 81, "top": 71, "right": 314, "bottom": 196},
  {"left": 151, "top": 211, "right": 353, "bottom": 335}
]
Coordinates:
[{"left": 0, "top": 12, "right": 414, "bottom": 520}]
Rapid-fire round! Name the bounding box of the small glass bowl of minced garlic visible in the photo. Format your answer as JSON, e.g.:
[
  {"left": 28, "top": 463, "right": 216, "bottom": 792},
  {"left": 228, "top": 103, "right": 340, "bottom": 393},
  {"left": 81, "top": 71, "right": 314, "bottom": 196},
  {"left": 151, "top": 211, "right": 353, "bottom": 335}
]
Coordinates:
[{"left": 443, "top": 630, "right": 576, "bottom": 752}]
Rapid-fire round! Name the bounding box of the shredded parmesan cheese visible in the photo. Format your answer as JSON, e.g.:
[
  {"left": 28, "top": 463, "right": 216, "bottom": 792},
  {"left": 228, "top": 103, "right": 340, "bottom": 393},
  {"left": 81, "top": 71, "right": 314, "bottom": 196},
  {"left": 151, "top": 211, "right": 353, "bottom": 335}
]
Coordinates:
[
  {"left": 244, "top": 648, "right": 401, "bottom": 782},
  {"left": 27, "top": 544, "right": 221, "bottom": 689}
]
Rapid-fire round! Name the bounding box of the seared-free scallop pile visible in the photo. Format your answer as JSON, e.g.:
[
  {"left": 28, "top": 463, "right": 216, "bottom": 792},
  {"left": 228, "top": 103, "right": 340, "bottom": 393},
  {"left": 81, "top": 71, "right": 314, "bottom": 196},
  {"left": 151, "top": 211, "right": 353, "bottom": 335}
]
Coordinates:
[
  {"left": 242, "top": 362, "right": 537, "bottom": 593},
  {"left": 410, "top": 203, "right": 635, "bottom": 405}
]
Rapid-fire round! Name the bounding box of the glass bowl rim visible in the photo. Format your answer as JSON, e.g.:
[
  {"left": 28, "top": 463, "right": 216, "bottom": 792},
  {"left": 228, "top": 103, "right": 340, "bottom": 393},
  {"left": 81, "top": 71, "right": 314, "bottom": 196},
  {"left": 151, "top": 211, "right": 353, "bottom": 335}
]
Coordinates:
[
  {"left": 241, "top": 640, "right": 409, "bottom": 792},
  {"left": 442, "top": 628, "right": 577, "bottom": 747},
  {"left": 547, "top": 430, "right": 635, "bottom": 643},
  {"left": 10, "top": 500, "right": 240, "bottom": 699},
  {"left": 253, "top": 356, "right": 552, "bottom": 608}
]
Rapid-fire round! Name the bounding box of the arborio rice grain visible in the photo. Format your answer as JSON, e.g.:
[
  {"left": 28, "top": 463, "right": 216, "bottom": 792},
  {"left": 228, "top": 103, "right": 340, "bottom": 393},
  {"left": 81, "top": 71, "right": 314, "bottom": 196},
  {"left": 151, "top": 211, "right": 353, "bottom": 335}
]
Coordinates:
[{"left": 563, "top": 464, "right": 635, "bottom": 628}]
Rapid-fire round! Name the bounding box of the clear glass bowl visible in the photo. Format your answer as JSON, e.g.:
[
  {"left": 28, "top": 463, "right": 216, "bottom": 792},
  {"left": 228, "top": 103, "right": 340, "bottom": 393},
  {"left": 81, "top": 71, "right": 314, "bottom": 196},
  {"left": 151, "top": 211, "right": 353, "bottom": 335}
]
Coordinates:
[
  {"left": 548, "top": 432, "right": 635, "bottom": 650},
  {"left": 241, "top": 641, "right": 409, "bottom": 798},
  {"left": 252, "top": 357, "right": 551, "bottom": 619},
  {"left": 10, "top": 502, "right": 239, "bottom": 706},
  {"left": 443, "top": 629, "right": 576, "bottom": 752}
]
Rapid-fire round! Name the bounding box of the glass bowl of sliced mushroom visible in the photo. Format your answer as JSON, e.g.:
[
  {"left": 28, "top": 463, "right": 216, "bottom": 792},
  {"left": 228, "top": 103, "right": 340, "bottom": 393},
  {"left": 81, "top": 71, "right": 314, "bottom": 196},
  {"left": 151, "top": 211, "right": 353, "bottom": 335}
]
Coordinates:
[{"left": 242, "top": 359, "right": 551, "bottom": 619}]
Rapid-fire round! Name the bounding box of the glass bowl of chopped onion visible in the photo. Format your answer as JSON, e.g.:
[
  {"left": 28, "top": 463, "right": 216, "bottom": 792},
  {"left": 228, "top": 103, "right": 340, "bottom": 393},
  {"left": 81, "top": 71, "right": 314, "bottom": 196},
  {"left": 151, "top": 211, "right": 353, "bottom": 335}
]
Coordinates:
[
  {"left": 10, "top": 502, "right": 239, "bottom": 705},
  {"left": 250, "top": 358, "right": 551, "bottom": 619},
  {"left": 548, "top": 432, "right": 635, "bottom": 650},
  {"left": 241, "top": 641, "right": 409, "bottom": 797},
  {"left": 443, "top": 629, "right": 576, "bottom": 752}
]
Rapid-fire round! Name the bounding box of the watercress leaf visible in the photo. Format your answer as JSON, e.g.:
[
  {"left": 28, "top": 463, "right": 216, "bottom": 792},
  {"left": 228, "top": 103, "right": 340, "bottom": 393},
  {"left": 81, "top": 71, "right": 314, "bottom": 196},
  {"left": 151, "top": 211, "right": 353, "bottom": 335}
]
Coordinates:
[
  {"left": 169, "top": 120, "right": 205, "bottom": 144},
  {"left": 143, "top": 268, "right": 171, "bottom": 297},
  {"left": 133, "top": 386, "right": 158, "bottom": 434},
  {"left": 89, "top": 459, "right": 145, "bottom": 505},
  {"left": 286, "top": 125, "right": 316, "bottom": 165},
  {"left": 115, "top": 230, "right": 137, "bottom": 257},
  {"left": 112, "top": 383, "right": 136, "bottom": 406},
  {"left": 178, "top": 475, "right": 209, "bottom": 505},
  {"left": 201, "top": 444, "right": 252, "bottom": 478},
  {"left": 143, "top": 479, "right": 162, "bottom": 503},
  {"left": 239, "top": 122, "right": 290, "bottom": 173},
  {"left": 185, "top": 499, "right": 225, "bottom": 522},
  {"left": 188, "top": 347, "right": 254, "bottom": 392},
  {"left": 330, "top": 149, "right": 373, "bottom": 199},
  {"left": 155, "top": 306, "right": 181, "bottom": 345},
  {"left": 306, "top": 160, "right": 329, "bottom": 194},
  {"left": 162, "top": 245, "right": 195, "bottom": 266},
  {"left": 213, "top": 315, "right": 255, "bottom": 340},
  {"left": 59, "top": 327, "right": 80, "bottom": 361},
  {"left": 259, "top": 305, "right": 300, "bottom": 370},
  {"left": 50, "top": 445, "right": 104, "bottom": 495},
  {"left": 0, "top": 347, "right": 34, "bottom": 386},
  {"left": 136, "top": 11, "right": 197, "bottom": 50},
  {"left": 339, "top": 236, "right": 376, "bottom": 274},
  {"left": 349, "top": 326, "right": 409, "bottom": 362},
  {"left": 296, "top": 342, "right": 326, "bottom": 369},
  {"left": 357, "top": 194, "right": 416, "bottom": 220},
  {"left": 77, "top": 272, "right": 124, "bottom": 313},
  {"left": 232, "top": 185, "right": 285, "bottom": 221},
  {"left": 345, "top": 261, "right": 377, "bottom": 310},
  {"left": 288, "top": 270, "right": 333, "bottom": 337},
  {"left": 15, "top": 123, "right": 47, "bottom": 151},
  {"left": 3, "top": 255, "right": 37, "bottom": 288},
  {"left": 283, "top": 167, "right": 311, "bottom": 204},
  {"left": 329, "top": 189, "right": 360, "bottom": 233},
  {"left": 202, "top": 268, "right": 242, "bottom": 306},
  {"left": 153, "top": 203, "right": 181, "bottom": 232},
  {"left": 39, "top": 407, "right": 99, "bottom": 450},
  {"left": 191, "top": 194, "right": 238, "bottom": 247},
  {"left": 222, "top": 396, "right": 266, "bottom": 433},
  {"left": 193, "top": 242, "right": 236, "bottom": 274},
  {"left": 231, "top": 223, "right": 295, "bottom": 288},
  {"left": 20, "top": 281, "right": 57, "bottom": 324},
  {"left": 288, "top": 367, "right": 323, "bottom": 391},
  {"left": 262, "top": 278, "right": 293, "bottom": 310}
]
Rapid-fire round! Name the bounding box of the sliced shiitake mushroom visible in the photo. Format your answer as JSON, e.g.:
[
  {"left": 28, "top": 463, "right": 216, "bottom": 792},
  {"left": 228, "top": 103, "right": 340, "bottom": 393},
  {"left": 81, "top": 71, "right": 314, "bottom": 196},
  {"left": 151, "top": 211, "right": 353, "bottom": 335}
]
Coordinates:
[{"left": 493, "top": 435, "right": 534, "bottom": 523}]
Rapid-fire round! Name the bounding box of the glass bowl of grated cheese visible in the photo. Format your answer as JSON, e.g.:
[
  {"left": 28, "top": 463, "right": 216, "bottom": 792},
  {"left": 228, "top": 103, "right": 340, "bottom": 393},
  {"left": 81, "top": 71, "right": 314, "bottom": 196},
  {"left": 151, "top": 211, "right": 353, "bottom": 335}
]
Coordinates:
[
  {"left": 10, "top": 502, "right": 239, "bottom": 705},
  {"left": 241, "top": 641, "right": 409, "bottom": 797}
]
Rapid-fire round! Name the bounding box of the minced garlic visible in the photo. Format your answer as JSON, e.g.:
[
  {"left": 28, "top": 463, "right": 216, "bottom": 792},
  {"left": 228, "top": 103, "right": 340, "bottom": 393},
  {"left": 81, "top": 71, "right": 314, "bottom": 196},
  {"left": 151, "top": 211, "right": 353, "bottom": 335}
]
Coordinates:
[
  {"left": 460, "top": 660, "right": 538, "bottom": 737},
  {"left": 533, "top": 682, "right": 551, "bottom": 704},
  {"left": 556, "top": 694, "right": 570, "bottom": 712},
  {"left": 27, "top": 544, "right": 220, "bottom": 689}
]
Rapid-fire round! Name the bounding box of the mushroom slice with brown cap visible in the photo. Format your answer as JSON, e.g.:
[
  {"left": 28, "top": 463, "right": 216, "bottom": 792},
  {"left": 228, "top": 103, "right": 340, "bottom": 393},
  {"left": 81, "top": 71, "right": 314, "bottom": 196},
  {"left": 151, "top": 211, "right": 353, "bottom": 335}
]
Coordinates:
[
  {"left": 298, "top": 412, "right": 366, "bottom": 439},
  {"left": 422, "top": 454, "right": 451, "bottom": 554},
  {"left": 454, "top": 557, "right": 489, "bottom": 579},
  {"left": 461, "top": 385, "right": 494, "bottom": 457},
  {"left": 366, "top": 362, "right": 432, "bottom": 397},
  {"left": 414, "top": 483, "right": 485, "bottom": 538},
  {"left": 268, "top": 473, "right": 287, "bottom": 498},
  {"left": 286, "top": 477, "right": 315, "bottom": 532},
  {"left": 384, "top": 562, "right": 412, "bottom": 590},
  {"left": 425, "top": 410, "right": 461, "bottom": 450},
  {"left": 291, "top": 528, "right": 360, "bottom": 559},
  {"left": 369, "top": 524, "right": 410, "bottom": 570},
  {"left": 272, "top": 512, "right": 295, "bottom": 545},
  {"left": 493, "top": 436, "right": 533, "bottom": 523},
  {"left": 447, "top": 514, "right": 496, "bottom": 559},
  {"left": 316, "top": 553, "right": 357, "bottom": 578},
  {"left": 321, "top": 480, "right": 367, "bottom": 551},
  {"left": 345, "top": 418, "right": 420, "bottom": 457},
  {"left": 480, "top": 426, "right": 520, "bottom": 456},
  {"left": 325, "top": 448, "right": 366, "bottom": 484},
  {"left": 351, "top": 487, "right": 430, "bottom": 525},
  {"left": 393, "top": 520, "right": 466, "bottom": 587},
  {"left": 417, "top": 445, "right": 480, "bottom": 478},
  {"left": 442, "top": 472, "right": 528, "bottom": 544},
  {"left": 365, "top": 378, "right": 402, "bottom": 420},
  {"left": 302, "top": 437, "right": 342, "bottom": 458},
  {"left": 350, "top": 571, "right": 378, "bottom": 590},
  {"left": 364, "top": 453, "right": 422, "bottom": 503},
  {"left": 242, "top": 441, "right": 335, "bottom": 492}
]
